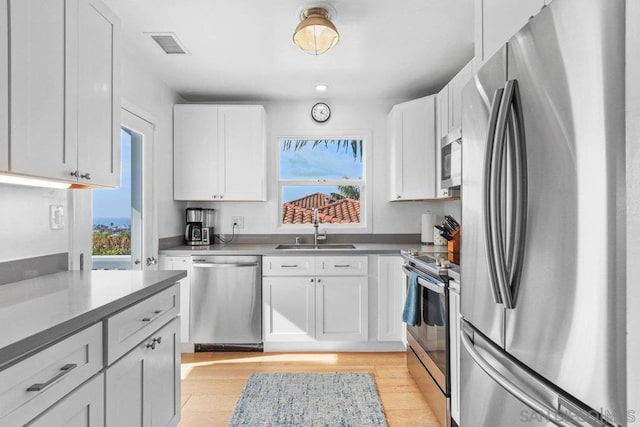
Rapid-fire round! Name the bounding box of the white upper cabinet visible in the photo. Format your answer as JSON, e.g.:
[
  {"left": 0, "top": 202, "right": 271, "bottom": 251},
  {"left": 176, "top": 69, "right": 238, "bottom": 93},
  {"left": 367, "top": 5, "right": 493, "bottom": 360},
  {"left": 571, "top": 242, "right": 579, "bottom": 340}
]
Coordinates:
[
  {"left": 388, "top": 95, "right": 437, "bottom": 201},
  {"left": 77, "top": 0, "right": 121, "bottom": 187},
  {"left": 448, "top": 61, "right": 473, "bottom": 132},
  {"left": 173, "top": 104, "right": 267, "bottom": 201},
  {"left": 7, "top": 0, "right": 120, "bottom": 187},
  {"left": 474, "top": 0, "right": 545, "bottom": 67}
]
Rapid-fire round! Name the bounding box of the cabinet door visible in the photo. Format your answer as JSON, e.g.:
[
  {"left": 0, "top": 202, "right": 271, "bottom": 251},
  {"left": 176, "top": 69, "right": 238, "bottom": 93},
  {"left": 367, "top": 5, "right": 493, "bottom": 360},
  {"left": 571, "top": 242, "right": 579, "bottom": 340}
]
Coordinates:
[
  {"left": 436, "top": 85, "right": 449, "bottom": 198},
  {"left": 147, "top": 318, "right": 180, "bottom": 427},
  {"left": 159, "top": 256, "right": 191, "bottom": 343},
  {"left": 218, "top": 106, "right": 266, "bottom": 201},
  {"left": 29, "top": 374, "right": 104, "bottom": 427},
  {"left": 263, "top": 277, "right": 315, "bottom": 342},
  {"left": 377, "top": 256, "right": 404, "bottom": 341},
  {"left": 173, "top": 105, "right": 219, "bottom": 200},
  {"left": 105, "top": 318, "right": 180, "bottom": 427},
  {"left": 77, "top": 0, "right": 120, "bottom": 187},
  {"left": 448, "top": 61, "right": 473, "bottom": 132},
  {"left": 480, "top": 0, "right": 544, "bottom": 62},
  {"left": 105, "top": 341, "right": 146, "bottom": 427},
  {"left": 387, "top": 107, "right": 402, "bottom": 200},
  {"left": 388, "top": 96, "right": 437, "bottom": 200},
  {"left": 9, "top": 0, "right": 76, "bottom": 181},
  {"left": 315, "top": 276, "right": 368, "bottom": 341}
]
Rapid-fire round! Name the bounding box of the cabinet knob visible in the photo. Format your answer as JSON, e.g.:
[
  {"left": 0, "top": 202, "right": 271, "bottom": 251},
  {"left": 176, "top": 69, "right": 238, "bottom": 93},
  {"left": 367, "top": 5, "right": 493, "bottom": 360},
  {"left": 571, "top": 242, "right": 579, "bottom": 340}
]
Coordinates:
[
  {"left": 146, "top": 341, "right": 156, "bottom": 350},
  {"left": 80, "top": 172, "right": 91, "bottom": 180},
  {"left": 310, "top": 278, "right": 314, "bottom": 282},
  {"left": 317, "top": 279, "right": 322, "bottom": 283},
  {"left": 219, "top": 194, "right": 224, "bottom": 199},
  {"left": 70, "top": 170, "right": 80, "bottom": 178},
  {"left": 212, "top": 195, "right": 217, "bottom": 199},
  {"left": 396, "top": 195, "right": 401, "bottom": 199}
]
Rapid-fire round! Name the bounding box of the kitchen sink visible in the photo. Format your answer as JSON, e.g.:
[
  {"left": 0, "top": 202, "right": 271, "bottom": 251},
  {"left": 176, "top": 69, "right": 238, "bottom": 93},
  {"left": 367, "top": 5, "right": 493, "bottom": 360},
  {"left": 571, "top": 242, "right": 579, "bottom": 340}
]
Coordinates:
[{"left": 275, "top": 244, "right": 357, "bottom": 250}]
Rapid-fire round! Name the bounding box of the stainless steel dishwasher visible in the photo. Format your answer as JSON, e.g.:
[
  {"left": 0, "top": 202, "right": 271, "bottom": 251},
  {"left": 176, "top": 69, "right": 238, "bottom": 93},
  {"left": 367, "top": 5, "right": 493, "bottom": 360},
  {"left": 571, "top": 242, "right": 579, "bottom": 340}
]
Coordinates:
[{"left": 190, "top": 256, "right": 262, "bottom": 350}]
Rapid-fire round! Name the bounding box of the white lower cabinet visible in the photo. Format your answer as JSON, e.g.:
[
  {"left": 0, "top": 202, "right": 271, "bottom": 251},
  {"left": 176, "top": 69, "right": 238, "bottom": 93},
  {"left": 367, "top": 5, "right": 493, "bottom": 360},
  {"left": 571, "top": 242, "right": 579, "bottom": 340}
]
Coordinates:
[
  {"left": 159, "top": 255, "right": 192, "bottom": 343},
  {"left": 105, "top": 316, "right": 180, "bottom": 427},
  {"left": 263, "top": 256, "right": 369, "bottom": 346},
  {"left": 376, "top": 256, "right": 405, "bottom": 342},
  {"left": 315, "top": 276, "right": 368, "bottom": 341},
  {"left": 263, "top": 277, "right": 315, "bottom": 342},
  {"left": 29, "top": 374, "right": 104, "bottom": 427}
]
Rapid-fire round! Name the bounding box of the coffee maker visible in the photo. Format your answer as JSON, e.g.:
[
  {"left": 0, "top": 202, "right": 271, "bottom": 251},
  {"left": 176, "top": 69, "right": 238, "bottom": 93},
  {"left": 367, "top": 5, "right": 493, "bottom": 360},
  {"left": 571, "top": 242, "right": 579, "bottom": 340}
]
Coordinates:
[{"left": 185, "top": 208, "right": 215, "bottom": 245}]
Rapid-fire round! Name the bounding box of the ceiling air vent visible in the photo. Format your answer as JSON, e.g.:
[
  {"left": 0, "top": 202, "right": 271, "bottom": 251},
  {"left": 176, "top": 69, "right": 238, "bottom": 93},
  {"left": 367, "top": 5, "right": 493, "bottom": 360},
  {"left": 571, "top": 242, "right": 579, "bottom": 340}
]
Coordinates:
[{"left": 147, "top": 32, "right": 190, "bottom": 55}]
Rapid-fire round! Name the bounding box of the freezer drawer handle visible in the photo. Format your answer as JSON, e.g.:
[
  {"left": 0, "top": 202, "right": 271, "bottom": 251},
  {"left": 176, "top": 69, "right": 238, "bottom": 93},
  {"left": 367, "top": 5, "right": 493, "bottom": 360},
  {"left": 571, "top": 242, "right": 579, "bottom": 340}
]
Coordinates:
[
  {"left": 333, "top": 264, "right": 351, "bottom": 267},
  {"left": 27, "top": 363, "right": 78, "bottom": 392},
  {"left": 142, "top": 310, "right": 163, "bottom": 322},
  {"left": 280, "top": 264, "right": 298, "bottom": 268},
  {"left": 460, "top": 329, "right": 577, "bottom": 427}
]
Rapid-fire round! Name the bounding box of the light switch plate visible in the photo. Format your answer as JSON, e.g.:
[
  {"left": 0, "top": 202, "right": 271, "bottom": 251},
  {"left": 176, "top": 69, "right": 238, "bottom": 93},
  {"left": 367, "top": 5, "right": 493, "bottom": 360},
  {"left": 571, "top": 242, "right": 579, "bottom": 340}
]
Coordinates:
[{"left": 50, "top": 205, "right": 64, "bottom": 229}]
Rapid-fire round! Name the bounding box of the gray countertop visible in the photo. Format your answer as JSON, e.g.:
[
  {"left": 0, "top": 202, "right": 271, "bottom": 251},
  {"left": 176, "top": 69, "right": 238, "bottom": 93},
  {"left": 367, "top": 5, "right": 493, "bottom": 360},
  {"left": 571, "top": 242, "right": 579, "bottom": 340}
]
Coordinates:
[
  {"left": 160, "top": 242, "right": 429, "bottom": 256},
  {"left": 0, "top": 270, "right": 186, "bottom": 370}
]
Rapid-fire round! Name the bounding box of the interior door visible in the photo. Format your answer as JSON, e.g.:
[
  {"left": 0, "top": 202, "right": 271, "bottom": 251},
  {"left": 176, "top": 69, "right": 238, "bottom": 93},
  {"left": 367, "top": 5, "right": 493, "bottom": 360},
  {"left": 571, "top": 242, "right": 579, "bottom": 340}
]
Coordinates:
[
  {"left": 121, "top": 108, "right": 157, "bottom": 270},
  {"left": 71, "top": 106, "right": 156, "bottom": 271}
]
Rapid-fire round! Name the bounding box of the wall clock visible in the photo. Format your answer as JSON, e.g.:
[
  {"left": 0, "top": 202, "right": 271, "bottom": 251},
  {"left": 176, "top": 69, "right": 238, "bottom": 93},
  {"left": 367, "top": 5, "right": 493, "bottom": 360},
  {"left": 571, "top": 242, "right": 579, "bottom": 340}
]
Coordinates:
[{"left": 311, "top": 102, "right": 331, "bottom": 123}]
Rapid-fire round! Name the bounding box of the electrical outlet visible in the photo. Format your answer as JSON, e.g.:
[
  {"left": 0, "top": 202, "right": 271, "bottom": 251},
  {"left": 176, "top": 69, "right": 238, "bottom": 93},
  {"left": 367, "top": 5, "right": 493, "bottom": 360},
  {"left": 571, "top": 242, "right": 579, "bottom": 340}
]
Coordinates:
[{"left": 231, "top": 216, "right": 244, "bottom": 229}]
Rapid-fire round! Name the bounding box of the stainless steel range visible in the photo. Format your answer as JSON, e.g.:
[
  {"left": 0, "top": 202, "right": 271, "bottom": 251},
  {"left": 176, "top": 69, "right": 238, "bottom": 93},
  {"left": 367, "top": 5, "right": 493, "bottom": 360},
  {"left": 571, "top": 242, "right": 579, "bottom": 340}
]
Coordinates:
[{"left": 401, "top": 252, "right": 451, "bottom": 427}]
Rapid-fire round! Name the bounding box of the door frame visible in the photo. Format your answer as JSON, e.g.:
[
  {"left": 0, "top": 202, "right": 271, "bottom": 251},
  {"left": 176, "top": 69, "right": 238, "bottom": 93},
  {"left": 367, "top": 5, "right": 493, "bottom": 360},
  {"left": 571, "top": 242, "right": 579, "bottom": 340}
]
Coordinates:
[{"left": 69, "top": 101, "right": 158, "bottom": 270}]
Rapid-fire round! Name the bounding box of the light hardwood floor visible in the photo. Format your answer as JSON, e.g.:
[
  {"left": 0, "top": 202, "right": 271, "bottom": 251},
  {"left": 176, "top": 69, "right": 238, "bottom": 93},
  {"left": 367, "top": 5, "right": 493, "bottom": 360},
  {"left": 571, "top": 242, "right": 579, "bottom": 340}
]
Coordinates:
[{"left": 179, "top": 352, "right": 440, "bottom": 426}]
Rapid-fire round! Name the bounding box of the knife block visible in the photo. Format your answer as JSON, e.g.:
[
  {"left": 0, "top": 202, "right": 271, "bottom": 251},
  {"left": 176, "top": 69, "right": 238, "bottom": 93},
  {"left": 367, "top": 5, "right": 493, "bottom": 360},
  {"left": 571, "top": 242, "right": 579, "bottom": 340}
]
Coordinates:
[{"left": 447, "top": 228, "right": 460, "bottom": 253}]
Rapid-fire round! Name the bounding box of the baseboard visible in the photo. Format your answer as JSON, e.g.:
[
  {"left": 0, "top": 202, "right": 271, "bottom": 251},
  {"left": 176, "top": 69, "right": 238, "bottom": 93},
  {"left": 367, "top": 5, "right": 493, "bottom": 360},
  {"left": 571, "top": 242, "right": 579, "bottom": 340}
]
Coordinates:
[{"left": 263, "top": 341, "right": 406, "bottom": 352}]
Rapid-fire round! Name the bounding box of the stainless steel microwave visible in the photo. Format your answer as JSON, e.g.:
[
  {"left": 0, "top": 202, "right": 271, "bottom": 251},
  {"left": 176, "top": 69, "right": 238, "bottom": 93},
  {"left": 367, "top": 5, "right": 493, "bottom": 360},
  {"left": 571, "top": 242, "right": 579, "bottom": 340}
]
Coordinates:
[{"left": 441, "top": 128, "right": 462, "bottom": 189}]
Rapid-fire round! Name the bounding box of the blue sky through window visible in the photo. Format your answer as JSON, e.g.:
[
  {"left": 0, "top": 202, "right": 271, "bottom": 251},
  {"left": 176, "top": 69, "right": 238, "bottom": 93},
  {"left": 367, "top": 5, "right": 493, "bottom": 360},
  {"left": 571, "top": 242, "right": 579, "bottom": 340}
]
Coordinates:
[
  {"left": 93, "top": 129, "right": 132, "bottom": 227},
  {"left": 279, "top": 140, "right": 363, "bottom": 181}
]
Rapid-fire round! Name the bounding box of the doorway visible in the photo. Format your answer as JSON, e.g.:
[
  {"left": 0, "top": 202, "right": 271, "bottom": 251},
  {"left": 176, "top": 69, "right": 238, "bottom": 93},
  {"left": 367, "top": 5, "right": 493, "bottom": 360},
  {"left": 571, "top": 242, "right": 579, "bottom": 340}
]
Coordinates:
[{"left": 71, "top": 107, "right": 157, "bottom": 271}]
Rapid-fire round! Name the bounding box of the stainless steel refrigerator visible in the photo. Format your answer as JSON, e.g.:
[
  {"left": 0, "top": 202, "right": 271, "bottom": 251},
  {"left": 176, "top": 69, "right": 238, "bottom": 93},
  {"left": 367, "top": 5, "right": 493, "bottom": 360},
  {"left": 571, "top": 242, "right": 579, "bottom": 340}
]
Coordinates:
[{"left": 460, "top": 0, "right": 626, "bottom": 425}]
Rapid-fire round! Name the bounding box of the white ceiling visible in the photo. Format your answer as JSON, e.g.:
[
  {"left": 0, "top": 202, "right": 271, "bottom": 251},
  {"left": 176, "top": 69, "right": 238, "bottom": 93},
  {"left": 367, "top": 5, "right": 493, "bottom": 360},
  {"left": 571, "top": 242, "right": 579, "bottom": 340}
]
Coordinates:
[{"left": 103, "top": 0, "right": 474, "bottom": 102}]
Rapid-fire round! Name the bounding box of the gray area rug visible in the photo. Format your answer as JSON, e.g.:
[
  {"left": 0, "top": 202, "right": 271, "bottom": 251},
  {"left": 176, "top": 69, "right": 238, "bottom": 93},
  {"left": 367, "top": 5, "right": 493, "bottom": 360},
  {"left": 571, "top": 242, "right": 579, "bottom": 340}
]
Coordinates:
[{"left": 229, "top": 372, "right": 388, "bottom": 426}]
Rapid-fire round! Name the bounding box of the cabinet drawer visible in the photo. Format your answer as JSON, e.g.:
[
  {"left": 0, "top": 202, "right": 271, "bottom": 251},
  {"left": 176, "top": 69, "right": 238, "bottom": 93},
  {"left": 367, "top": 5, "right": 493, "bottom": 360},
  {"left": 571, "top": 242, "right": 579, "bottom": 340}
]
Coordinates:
[
  {"left": 0, "top": 323, "right": 102, "bottom": 422},
  {"left": 263, "top": 256, "right": 315, "bottom": 276},
  {"left": 106, "top": 284, "right": 179, "bottom": 365},
  {"left": 315, "top": 256, "right": 368, "bottom": 276}
]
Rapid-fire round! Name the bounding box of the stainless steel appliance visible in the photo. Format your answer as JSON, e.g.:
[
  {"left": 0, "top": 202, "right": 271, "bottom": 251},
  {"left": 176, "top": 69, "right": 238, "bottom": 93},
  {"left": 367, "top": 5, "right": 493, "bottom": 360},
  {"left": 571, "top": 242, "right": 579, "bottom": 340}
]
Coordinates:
[
  {"left": 440, "top": 128, "right": 462, "bottom": 190},
  {"left": 401, "top": 253, "right": 451, "bottom": 427},
  {"left": 185, "top": 208, "right": 215, "bottom": 245},
  {"left": 190, "top": 255, "right": 262, "bottom": 350},
  {"left": 460, "top": 0, "right": 625, "bottom": 425}
]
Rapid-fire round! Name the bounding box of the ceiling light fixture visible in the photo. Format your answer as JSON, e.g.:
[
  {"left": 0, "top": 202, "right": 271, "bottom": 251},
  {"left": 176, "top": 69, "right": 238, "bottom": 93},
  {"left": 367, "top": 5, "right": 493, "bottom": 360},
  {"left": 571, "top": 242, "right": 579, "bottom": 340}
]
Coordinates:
[
  {"left": 293, "top": 7, "right": 339, "bottom": 55},
  {"left": 316, "top": 84, "right": 328, "bottom": 92}
]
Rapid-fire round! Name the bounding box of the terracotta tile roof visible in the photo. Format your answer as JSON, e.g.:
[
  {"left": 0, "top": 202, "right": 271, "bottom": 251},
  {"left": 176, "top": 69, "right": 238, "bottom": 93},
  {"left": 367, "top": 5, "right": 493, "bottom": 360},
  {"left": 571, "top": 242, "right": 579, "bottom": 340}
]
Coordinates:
[
  {"left": 282, "top": 197, "right": 360, "bottom": 224},
  {"left": 287, "top": 193, "right": 331, "bottom": 209}
]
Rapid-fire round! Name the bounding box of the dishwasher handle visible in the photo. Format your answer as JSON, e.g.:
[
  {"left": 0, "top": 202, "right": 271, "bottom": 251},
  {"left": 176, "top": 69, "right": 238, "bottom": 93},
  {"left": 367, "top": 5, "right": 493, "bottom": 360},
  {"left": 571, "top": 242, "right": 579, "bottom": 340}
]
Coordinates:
[{"left": 192, "top": 262, "right": 259, "bottom": 268}]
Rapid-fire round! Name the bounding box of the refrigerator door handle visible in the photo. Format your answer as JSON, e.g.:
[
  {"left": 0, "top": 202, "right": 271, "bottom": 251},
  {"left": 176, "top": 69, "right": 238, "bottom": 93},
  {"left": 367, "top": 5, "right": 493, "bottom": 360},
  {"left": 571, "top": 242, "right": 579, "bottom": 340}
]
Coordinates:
[
  {"left": 491, "top": 82, "right": 514, "bottom": 309},
  {"left": 483, "top": 88, "right": 505, "bottom": 305},
  {"left": 461, "top": 325, "right": 580, "bottom": 427},
  {"left": 506, "top": 79, "right": 528, "bottom": 305}
]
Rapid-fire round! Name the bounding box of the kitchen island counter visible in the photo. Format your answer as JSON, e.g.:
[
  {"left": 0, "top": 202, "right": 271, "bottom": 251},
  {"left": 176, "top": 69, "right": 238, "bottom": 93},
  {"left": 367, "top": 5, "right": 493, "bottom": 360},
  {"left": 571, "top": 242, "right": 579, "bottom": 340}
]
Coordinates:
[{"left": 0, "top": 270, "right": 186, "bottom": 370}]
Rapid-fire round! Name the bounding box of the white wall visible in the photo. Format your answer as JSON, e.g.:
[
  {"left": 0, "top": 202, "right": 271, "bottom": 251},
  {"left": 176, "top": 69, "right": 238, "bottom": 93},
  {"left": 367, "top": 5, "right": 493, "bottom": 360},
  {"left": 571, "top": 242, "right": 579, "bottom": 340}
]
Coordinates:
[
  {"left": 119, "top": 45, "right": 185, "bottom": 239},
  {"left": 627, "top": 0, "right": 639, "bottom": 420},
  {"left": 188, "top": 99, "right": 455, "bottom": 236},
  {"left": 0, "top": 185, "right": 68, "bottom": 261}
]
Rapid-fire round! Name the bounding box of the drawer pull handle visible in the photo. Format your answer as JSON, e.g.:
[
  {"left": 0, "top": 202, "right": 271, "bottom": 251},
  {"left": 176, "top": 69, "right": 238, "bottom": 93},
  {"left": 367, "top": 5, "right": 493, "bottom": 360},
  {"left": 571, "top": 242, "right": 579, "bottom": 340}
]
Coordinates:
[
  {"left": 281, "top": 265, "right": 298, "bottom": 268},
  {"left": 142, "top": 310, "right": 163, "bottom": 322},
  {"left": 333, "top": 264, "right": 351, "bottom": 267},
  {"left": 27, "top": 363, "right": 77, "bottom": 392}
]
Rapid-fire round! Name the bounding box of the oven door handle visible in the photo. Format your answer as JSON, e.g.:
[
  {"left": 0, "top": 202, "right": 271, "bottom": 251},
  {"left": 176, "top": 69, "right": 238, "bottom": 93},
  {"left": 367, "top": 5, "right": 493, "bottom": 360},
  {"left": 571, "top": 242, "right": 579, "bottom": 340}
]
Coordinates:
[{"left": 402, "top": 266, "right": 445, "bottom": 295}]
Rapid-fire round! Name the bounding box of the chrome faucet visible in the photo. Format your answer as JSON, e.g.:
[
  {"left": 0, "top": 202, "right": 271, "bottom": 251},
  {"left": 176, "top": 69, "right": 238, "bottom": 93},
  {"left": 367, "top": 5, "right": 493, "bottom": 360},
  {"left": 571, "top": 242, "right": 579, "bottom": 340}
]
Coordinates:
[{"left": 313, "top": 208, "right": 327, "bottom": 247}]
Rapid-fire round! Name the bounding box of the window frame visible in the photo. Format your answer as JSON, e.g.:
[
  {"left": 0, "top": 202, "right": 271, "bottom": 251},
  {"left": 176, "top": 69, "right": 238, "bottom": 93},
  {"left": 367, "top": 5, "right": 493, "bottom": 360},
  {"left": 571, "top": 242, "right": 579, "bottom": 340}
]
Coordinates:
[{"left": 275, "top": 131, "right": 372, "bottom": 233}]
